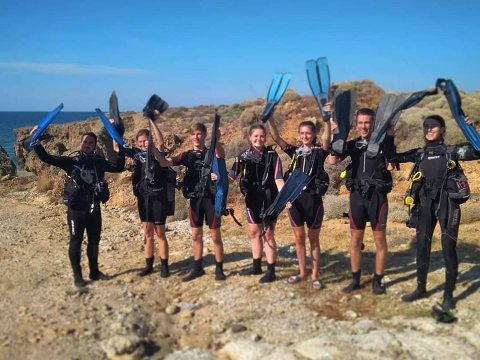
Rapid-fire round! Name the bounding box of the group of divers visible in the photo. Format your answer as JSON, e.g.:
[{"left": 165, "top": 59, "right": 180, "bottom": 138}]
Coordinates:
[{"left": 23, "top": 58, "right": 480, "bottom": 314}]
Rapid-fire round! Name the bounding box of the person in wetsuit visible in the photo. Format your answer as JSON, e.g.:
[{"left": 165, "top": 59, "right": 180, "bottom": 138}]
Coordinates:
[
  {"left": 129, "top": 117, "right": 175, "bottom": 278},
  {"left": 389, "top": 115, "right": 480, "bottom": 309},
  {"left": 329, "top": 108, "right": 393, "bottom": 295},
  {"left": 268, "top": 109, "right": 332, "bottom": 290},
  {"left": 228, "top": 124, "right": 284, "bottom": 283},
  {"left": 32, "top": 131, "right": 125, "bottom": 287},
  {"left": 156, "top": 123, "right": 226, "bottom": 282}
]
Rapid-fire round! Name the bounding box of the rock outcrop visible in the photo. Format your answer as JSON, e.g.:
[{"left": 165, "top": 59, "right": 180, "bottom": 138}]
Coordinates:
[{"left": 0, "top": 144, "right": 17, "bottom": 178}]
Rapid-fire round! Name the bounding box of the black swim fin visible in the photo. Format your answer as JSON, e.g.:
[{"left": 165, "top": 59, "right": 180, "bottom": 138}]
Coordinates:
[
  {"left": 331, "top": 89, "right": 356, "bottom": 155},
  {"left": 109, "top": 91, "right": 125, "bottom": 137},
  {"left": 143, "top": 94, "right": 169, "bottom": 120},
  {"left": 367, "top": 88, "right": 439, "bottom": 158},
  {"left": 366, "top": 94, "right": 405, "bottom": 158}
]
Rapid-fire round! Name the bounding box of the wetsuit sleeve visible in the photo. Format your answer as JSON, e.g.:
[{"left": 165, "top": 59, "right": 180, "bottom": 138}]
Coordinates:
[
  {"left": 383, "top": 135, "right": 395, "bottom": 156},
  {"left": 454, "top": 144, "right": 480, "bottom": 161},
  {"left": 387, "top": 148, "right": 419, "bottom": 164},
  {"left": 273, "top": 153, "right": 284, "bottom": 180},
  {"left": 33, "top": 143, "right": 73, "bottom": 173},
  {"left": 171, "top": 152, "right": 186, "bottom": 166},
  {"left": 102, "top": 149, "right": 126, "bottom": 173},
  {"left": 281, "top": 144, "right": 296, "bottom": 159},
  {"left": 228, "top": 157, "right": 240, "bottom": 180}
]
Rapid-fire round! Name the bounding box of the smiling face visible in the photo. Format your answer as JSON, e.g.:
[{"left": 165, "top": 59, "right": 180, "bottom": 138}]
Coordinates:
[
  {"left": 298, "top": 124, "right": 315, "bottom": 146},
  {"left": 423, "top": 122, "right": 445, "bottom": 142},
  {"left": 80, "top": 134, "right": 97, "bottom": 155},
  {"left": 136, "top": 134, "right": 149, "bottom": 151},
  {"left": 356, "top": 114, "right": 374, "bottom": 139},
  {"left": 190, "top": 129, "right": 207, "bottom": 150},
  {"left": 249, "top": 128, "right": 266, "bottom": 150}
]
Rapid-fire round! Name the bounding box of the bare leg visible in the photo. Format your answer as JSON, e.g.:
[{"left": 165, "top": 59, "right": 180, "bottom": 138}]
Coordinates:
[
  {"left": 308, "top": 227, "right": 321, "bottom": 281},
  {"left": 291, "top": 226, "right": 307, "bottom": 279}
]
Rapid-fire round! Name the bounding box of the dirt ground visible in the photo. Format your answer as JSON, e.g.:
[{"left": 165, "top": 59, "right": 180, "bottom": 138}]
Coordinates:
[{"left": 1, "top": 173, "right": 480, "bottom": 359}]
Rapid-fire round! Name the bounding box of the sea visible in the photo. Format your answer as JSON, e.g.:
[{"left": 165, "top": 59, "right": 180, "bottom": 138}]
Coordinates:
[{"left": 0, "top": 111, "right": 96, "bottom": 164}]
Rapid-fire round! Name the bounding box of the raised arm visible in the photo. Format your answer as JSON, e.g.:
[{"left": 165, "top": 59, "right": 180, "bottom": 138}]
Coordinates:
[
  {"left": 33, "top": 142, "right": 73, "bottom": 172},
  {"left": 320, "top": 120, "right": 332, "bottom": 151},
  {"left": 150, "top": 119, "right": 165, "bottom": 151},
  {"left": 152, "top": 148, "right": 174, "bottom": 167},
  {"left": 267, "top": 119, "right": 288, "bottom": 149}
]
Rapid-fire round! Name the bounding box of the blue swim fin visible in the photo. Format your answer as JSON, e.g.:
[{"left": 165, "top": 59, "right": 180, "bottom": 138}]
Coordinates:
[
  {"left": 213, "top": 156, "right": 229, "bottom": 217},
  {"left": 95, "top": 108, "right": 127, "bottom": 148},
  {"left": 331, "top": 89, "right": 356, "bottom": 155},
  {"left": 260, "top": 72, "right": 292, "bottom": 122},
  {"left": 306, "top": 57, "right": 331, "bottom": 120},
  {"left": 24, "top": 103, "right": 64, "bottom": 152},
  {"left": 437, "top": 78, "right": 480, "bottom": 152}
]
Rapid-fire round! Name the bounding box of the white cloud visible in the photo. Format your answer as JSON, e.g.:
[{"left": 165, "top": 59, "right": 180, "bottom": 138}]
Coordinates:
[{"left": 0, "top": 61, "right": 146, "bottom": 75}]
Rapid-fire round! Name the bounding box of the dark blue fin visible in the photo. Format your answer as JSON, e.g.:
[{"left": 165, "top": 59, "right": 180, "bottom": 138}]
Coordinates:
[
  {"left": 437, "top": 79, "right": 480, "bottom": 151},
  {"left": 331, "top": 90, "right": 356, "bottom": 155},
  {"left": 260, "top": 73, "right": 292, "bottom": 122},
  {"left": 306, "top": 57, "right": 331, "bottom": 120},
  {"left": 261, "top": 169, "right": 310, "bottom": 220},
  {"left": 25, "top": 103, "right": 64, "bottom": 151}
]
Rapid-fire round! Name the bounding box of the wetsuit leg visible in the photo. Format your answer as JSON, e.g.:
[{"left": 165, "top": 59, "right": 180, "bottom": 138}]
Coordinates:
[
  {"left": 203, "top": 197, "right": 221, "bottom": 229},
  {"left": 349, "top": 190, "right": 368, "bottom": 230},
  {"left": 368, "top": 191, "right": 388, "bottom": 231},
  {"left": 188, "top": 197, "right": 205, "bottom": 228},
  {"left": 245, "top": 194, "right": 265, "bottom": 224},
  {"left": 415, "top": 199, "right": 437, "bottom": 288},
  {"left": 306, "top": 195, "right": 324, "bottom": 230},
  {"left": 67, "top": 207, "right": 87, "bottom": 280},
  {"left": 438, "top": 196, "right": 461, "bottom": 298},
  {"left": 86, "top": 207, "right": 102, "bottom": 277}
]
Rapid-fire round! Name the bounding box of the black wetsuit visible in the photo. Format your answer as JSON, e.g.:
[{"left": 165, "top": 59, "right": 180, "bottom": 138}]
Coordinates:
[
  {"left": 229, "top": 147, "right": 283, "bottom": 224},
  {"left": 172, "top": 149, "right": 219, "bottom": 229},
  {"left": 282, "top": 144, "right": 329, "bottom": 229},
  {"left": 390, "top": 141, "right": 480, "bottom": 298},
  {"left": 131, "top": 151, "right": 175, "bottom": 225},
  {"left": 34, "top": 143, "right": 125, "bottom": 282},
  {"left": 342, "top": 136, "right": 393, "bottom": 231}
]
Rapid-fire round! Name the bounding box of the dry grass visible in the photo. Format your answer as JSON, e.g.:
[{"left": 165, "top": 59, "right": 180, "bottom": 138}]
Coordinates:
[
  {"left": 37, "top": 172, "right": 54, "bottom": 192},
  {"left": 323, "top": 194, "right": 349, "bottom": 219}
]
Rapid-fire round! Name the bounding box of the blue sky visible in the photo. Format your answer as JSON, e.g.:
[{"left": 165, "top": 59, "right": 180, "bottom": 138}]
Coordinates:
[{"left": 0, "top": 0, "right": 479, "bottom": 111}]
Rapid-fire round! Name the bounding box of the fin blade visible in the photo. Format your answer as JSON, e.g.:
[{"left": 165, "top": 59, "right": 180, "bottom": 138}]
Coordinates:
[
  {"left": 267, "top": 73, "right": 283, "bottom": 102},
  {"left": 273, "top": 73, "right": 292, "bottom": 103},
  {"left": 439, "top": 79, "right": 480, "bottom": 151},
  {"left": 95, "top": 108, "right": 127, "bottom": 147},
  {"left": 27, "top": 103, "right": 64, "bottom": 151}
]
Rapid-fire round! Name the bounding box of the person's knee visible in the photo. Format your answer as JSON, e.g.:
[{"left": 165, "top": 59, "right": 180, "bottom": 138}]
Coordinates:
[{"left": 210, "top": 230, "right": 223, "bottom": 245}]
